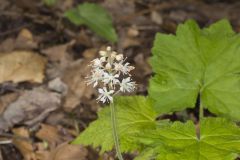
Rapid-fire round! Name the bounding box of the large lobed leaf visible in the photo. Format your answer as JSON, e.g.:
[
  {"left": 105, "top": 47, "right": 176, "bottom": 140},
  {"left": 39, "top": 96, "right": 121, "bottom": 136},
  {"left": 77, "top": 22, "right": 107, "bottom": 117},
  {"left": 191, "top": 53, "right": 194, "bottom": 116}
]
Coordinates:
[
  {"left": 64, "top": 3, "right": 118, "bottom": 42},
  {"left": 72, "top": 96, "right": 157, "bottom": 153},
  {"left": 150, "top": 19, "right": 240, "bottom": 120},
  {"left": 136, "top": 118, "right": 240, "bottom": 160}
]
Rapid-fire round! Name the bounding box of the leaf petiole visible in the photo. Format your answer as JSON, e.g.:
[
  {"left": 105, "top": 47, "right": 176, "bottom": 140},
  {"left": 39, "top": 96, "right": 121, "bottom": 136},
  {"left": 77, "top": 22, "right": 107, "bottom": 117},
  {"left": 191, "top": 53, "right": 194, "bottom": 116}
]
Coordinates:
[{"left": 199, "top": 93, "right": 204, "bottom": 120}]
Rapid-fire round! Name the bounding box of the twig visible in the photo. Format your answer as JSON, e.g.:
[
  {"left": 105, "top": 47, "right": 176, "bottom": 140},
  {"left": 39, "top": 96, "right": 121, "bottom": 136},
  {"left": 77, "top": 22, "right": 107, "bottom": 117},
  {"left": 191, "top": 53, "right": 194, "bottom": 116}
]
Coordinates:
[{"left": 0, "top": 139, "right": 12, "bottom": 145}]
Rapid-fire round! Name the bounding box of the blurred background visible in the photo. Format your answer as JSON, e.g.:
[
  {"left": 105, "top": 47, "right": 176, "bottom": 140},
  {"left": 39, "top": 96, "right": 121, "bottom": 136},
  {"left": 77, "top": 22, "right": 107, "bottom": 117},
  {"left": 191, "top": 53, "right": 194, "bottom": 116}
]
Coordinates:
[{"left": 0, "top": 0, "right": 240, "bottom": 159}]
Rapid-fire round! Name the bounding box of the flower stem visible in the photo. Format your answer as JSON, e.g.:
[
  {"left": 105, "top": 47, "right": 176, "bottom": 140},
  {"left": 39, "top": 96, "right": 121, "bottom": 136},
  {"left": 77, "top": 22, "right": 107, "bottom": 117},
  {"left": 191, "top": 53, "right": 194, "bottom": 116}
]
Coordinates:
[{"left": 110, "top": 101, "right": 124, "bottom": 160}]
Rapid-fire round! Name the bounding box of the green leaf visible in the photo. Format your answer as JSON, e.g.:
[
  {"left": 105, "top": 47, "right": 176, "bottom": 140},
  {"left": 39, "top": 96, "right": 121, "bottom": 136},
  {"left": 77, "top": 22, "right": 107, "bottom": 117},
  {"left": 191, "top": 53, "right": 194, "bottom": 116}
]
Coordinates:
[
  {"left": 150, "top": 19, "right": 240, "bottom": 120},
  {"left": 72, "top": 96, "right": 157, "bottom": 153},
  {"left": 64, "top": 3, "right": 118, "bottom": 42},
  {"left": 136, "top": 118, "right": 240, "bottom": 160}
]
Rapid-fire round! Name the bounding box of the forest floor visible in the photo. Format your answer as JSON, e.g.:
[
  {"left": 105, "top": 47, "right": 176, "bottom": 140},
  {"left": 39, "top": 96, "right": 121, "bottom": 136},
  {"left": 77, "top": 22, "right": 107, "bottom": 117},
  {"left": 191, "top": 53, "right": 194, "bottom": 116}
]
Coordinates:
[{"left": 0, "top": 0, "right": 240, "bottom": 159}]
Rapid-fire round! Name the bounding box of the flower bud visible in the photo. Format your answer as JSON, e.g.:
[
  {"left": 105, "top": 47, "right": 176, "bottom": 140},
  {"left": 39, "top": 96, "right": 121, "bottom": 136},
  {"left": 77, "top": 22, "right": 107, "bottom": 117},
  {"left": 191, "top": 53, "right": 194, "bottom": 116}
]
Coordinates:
[
  {"left": 99, "top": 51, "right": 107, "bottom": 56},
  {"left": 105, "top": 63, "right": 111, "bottom": 70},
  {"left": 92, "top": 58, "right": 102, "bottom": 67},
  {"left": 106, "top": 46, "right": 111, "bottom": 52}
]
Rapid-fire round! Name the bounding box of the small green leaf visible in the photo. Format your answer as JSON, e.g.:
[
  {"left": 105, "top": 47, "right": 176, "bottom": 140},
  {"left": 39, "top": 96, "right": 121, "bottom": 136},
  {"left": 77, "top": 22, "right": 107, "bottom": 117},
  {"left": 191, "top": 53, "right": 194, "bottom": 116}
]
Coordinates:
[
  {"left": 64, "top": 3, "right": 118, "bottom": 42},
  {"left": 137, "top": 118, "right": 240, "bottom": 160},
  {"left": 72, "top": 96, "right": 157, "bottom": 153},
  {"left": 150, "top": 19, "right": 240, "bottom": 120}
]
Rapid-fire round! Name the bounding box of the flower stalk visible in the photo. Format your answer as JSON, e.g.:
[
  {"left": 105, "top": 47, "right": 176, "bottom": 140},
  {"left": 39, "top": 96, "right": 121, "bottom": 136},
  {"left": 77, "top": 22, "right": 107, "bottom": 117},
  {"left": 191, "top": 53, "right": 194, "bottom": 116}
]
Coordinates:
[{"left": 110, "top": 101, "right": 124, "bottom": 160}]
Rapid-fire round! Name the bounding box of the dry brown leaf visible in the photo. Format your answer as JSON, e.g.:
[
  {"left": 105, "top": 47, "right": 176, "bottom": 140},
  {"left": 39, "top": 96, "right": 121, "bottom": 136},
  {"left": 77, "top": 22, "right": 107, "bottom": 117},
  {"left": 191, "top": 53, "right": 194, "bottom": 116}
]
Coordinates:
[
  {"left": 36, "top": 142, "right": 87, "bottom": 160},
  {"left": 134, "top": 53, "right": 152, "bottom": 76},
  {"left": 15, "top": 0, "right": 38, "bottom": 11},
  {"left": 62, "top": 59, "right": 95, "bottom": 111},
  {"left": 36, "top": 124, "right": 64, "bottom": 149},
  {"left": 36, "top": 123, "right": 77, "bottom": 150},
  {"left": 45, "top": 112, "right": 65, "bottom": 126},
  {"left": 48, "top": 77, "right": 68, "bottom": 95},
  {"left": 35, "top": 124, "right": 82, "bottom": 160},
  {"left": 41, "top": 41, "right": 75, "bottom": 68},
  {"left": 36, "top": 151, "right": 50, "bottom": 160},
  {"left": 12, "top": 127, "right": 37, "bottom": 160},
  {"left": 55, "top": 0, "right": 74, "bottom": 11},
  {"left": 35, "top": 142, "right": 50, "bottom": 160},
  {"left": 75, "top": 30, "right": 92, "bottom": 47},
  {"left": 46, "top": 63, "right": 63, "bottom": 80},
  {"left": 132, "top": 53, "right": 152, "bottom": 93},
  {"left": 120, "top": 27, "right": 140, "bottom": 49},
  {"left": 127, "top": 27, "right": 139, "bottom": 37},
  {"left": 0, "top": 51, "right": 47, "bottom": 84},
  {"left": 151, "top": 11, "right": 163, "bottom": 25},
  {"left": 51, "top": 143, "right": 87, "bottom": 160},
  {"left": 0, "top": 29, "right": 38, "bottom": 52},
  {"left": 103, "top": 0, "right": 135, "bottom": 24},
  {"left": 0, "top": 38, "right": 15, "bottom": 53},
  {"left": 82, "top": 48, "right": 97, "bottom": 59},
  {"left": 15, "top": 28, "right": 38, "bottom": 50},
  {"left": 0, "top": 88, "right": 61, "bottom": 131},
  {"left": 0, "top": 93, "right": 19, "bottom": 114},
  {"left": 122, "top": 37, "right": 141, "bottom": 49}
]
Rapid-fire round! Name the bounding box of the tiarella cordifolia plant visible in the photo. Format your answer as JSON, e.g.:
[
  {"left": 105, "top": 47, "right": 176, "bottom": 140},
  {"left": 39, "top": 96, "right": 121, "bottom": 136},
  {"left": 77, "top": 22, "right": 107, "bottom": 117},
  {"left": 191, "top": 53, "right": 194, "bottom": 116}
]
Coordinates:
[
  {"left": 73, "top": 20, "right": 240, "bottom": 160},
  {"left": 85, "top": 46, "right": 136, "bottom": 159}
]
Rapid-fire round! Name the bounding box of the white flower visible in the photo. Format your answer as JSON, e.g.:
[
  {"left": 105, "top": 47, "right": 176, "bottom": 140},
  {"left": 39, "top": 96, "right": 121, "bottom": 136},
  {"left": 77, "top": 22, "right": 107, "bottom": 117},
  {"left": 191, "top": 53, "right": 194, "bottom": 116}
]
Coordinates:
[
  {"left": 97, "top": 87, "right": 114, "bottom": 103},
  {"left": 86, "top": 68, "right": 105, "bottom": 87},
  {"left": 91, "top": 58, "right": 102, "bottom": 68},
  {"left": 115, "top": 54, "right": 123, "bottom": 61},
  {"left": 114, "top": 61, "right": 135, "bottom": 75},
  {"left": 114, "top": 63, "right": 123, "bottom": 72},
  {"left": 86, "top": 46, "right": 136, "bottom": 103},
  {"left": 120, "top": 77, "right": 136, "bottom": 92},
  {"left": 111, "top": 51, "right": 117, "bottom": 59},
  {"left": 102, "top": 73, "right": 120, "bottom": 86}
]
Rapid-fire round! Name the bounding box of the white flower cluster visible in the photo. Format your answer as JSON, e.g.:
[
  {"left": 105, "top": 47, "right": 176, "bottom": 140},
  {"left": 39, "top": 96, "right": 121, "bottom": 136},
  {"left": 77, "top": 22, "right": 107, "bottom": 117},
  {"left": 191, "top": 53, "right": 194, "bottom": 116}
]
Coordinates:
[{"left": 86, "top": 46, "right": 136, "bottom": 103}]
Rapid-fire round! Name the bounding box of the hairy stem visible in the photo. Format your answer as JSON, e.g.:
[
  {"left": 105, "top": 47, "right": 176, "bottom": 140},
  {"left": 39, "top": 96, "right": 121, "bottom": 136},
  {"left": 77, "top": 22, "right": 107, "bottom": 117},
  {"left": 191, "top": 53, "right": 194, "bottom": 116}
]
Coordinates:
[{"left": 110, "top": 101, "right": 124, "bottom": 160}]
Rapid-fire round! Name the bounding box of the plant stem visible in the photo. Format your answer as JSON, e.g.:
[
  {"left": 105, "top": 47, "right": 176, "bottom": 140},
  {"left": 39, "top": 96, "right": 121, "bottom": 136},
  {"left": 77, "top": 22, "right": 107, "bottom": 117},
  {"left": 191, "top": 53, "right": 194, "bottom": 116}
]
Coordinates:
[
  {"left": 196, "top": 93, "right": 204, "bottom": 139},
  {"left": 110, "top": 101, "right": 124, "bottom": 160},
  {"left": 199, "top": 94, "right": 204, "bottom": 119}
]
